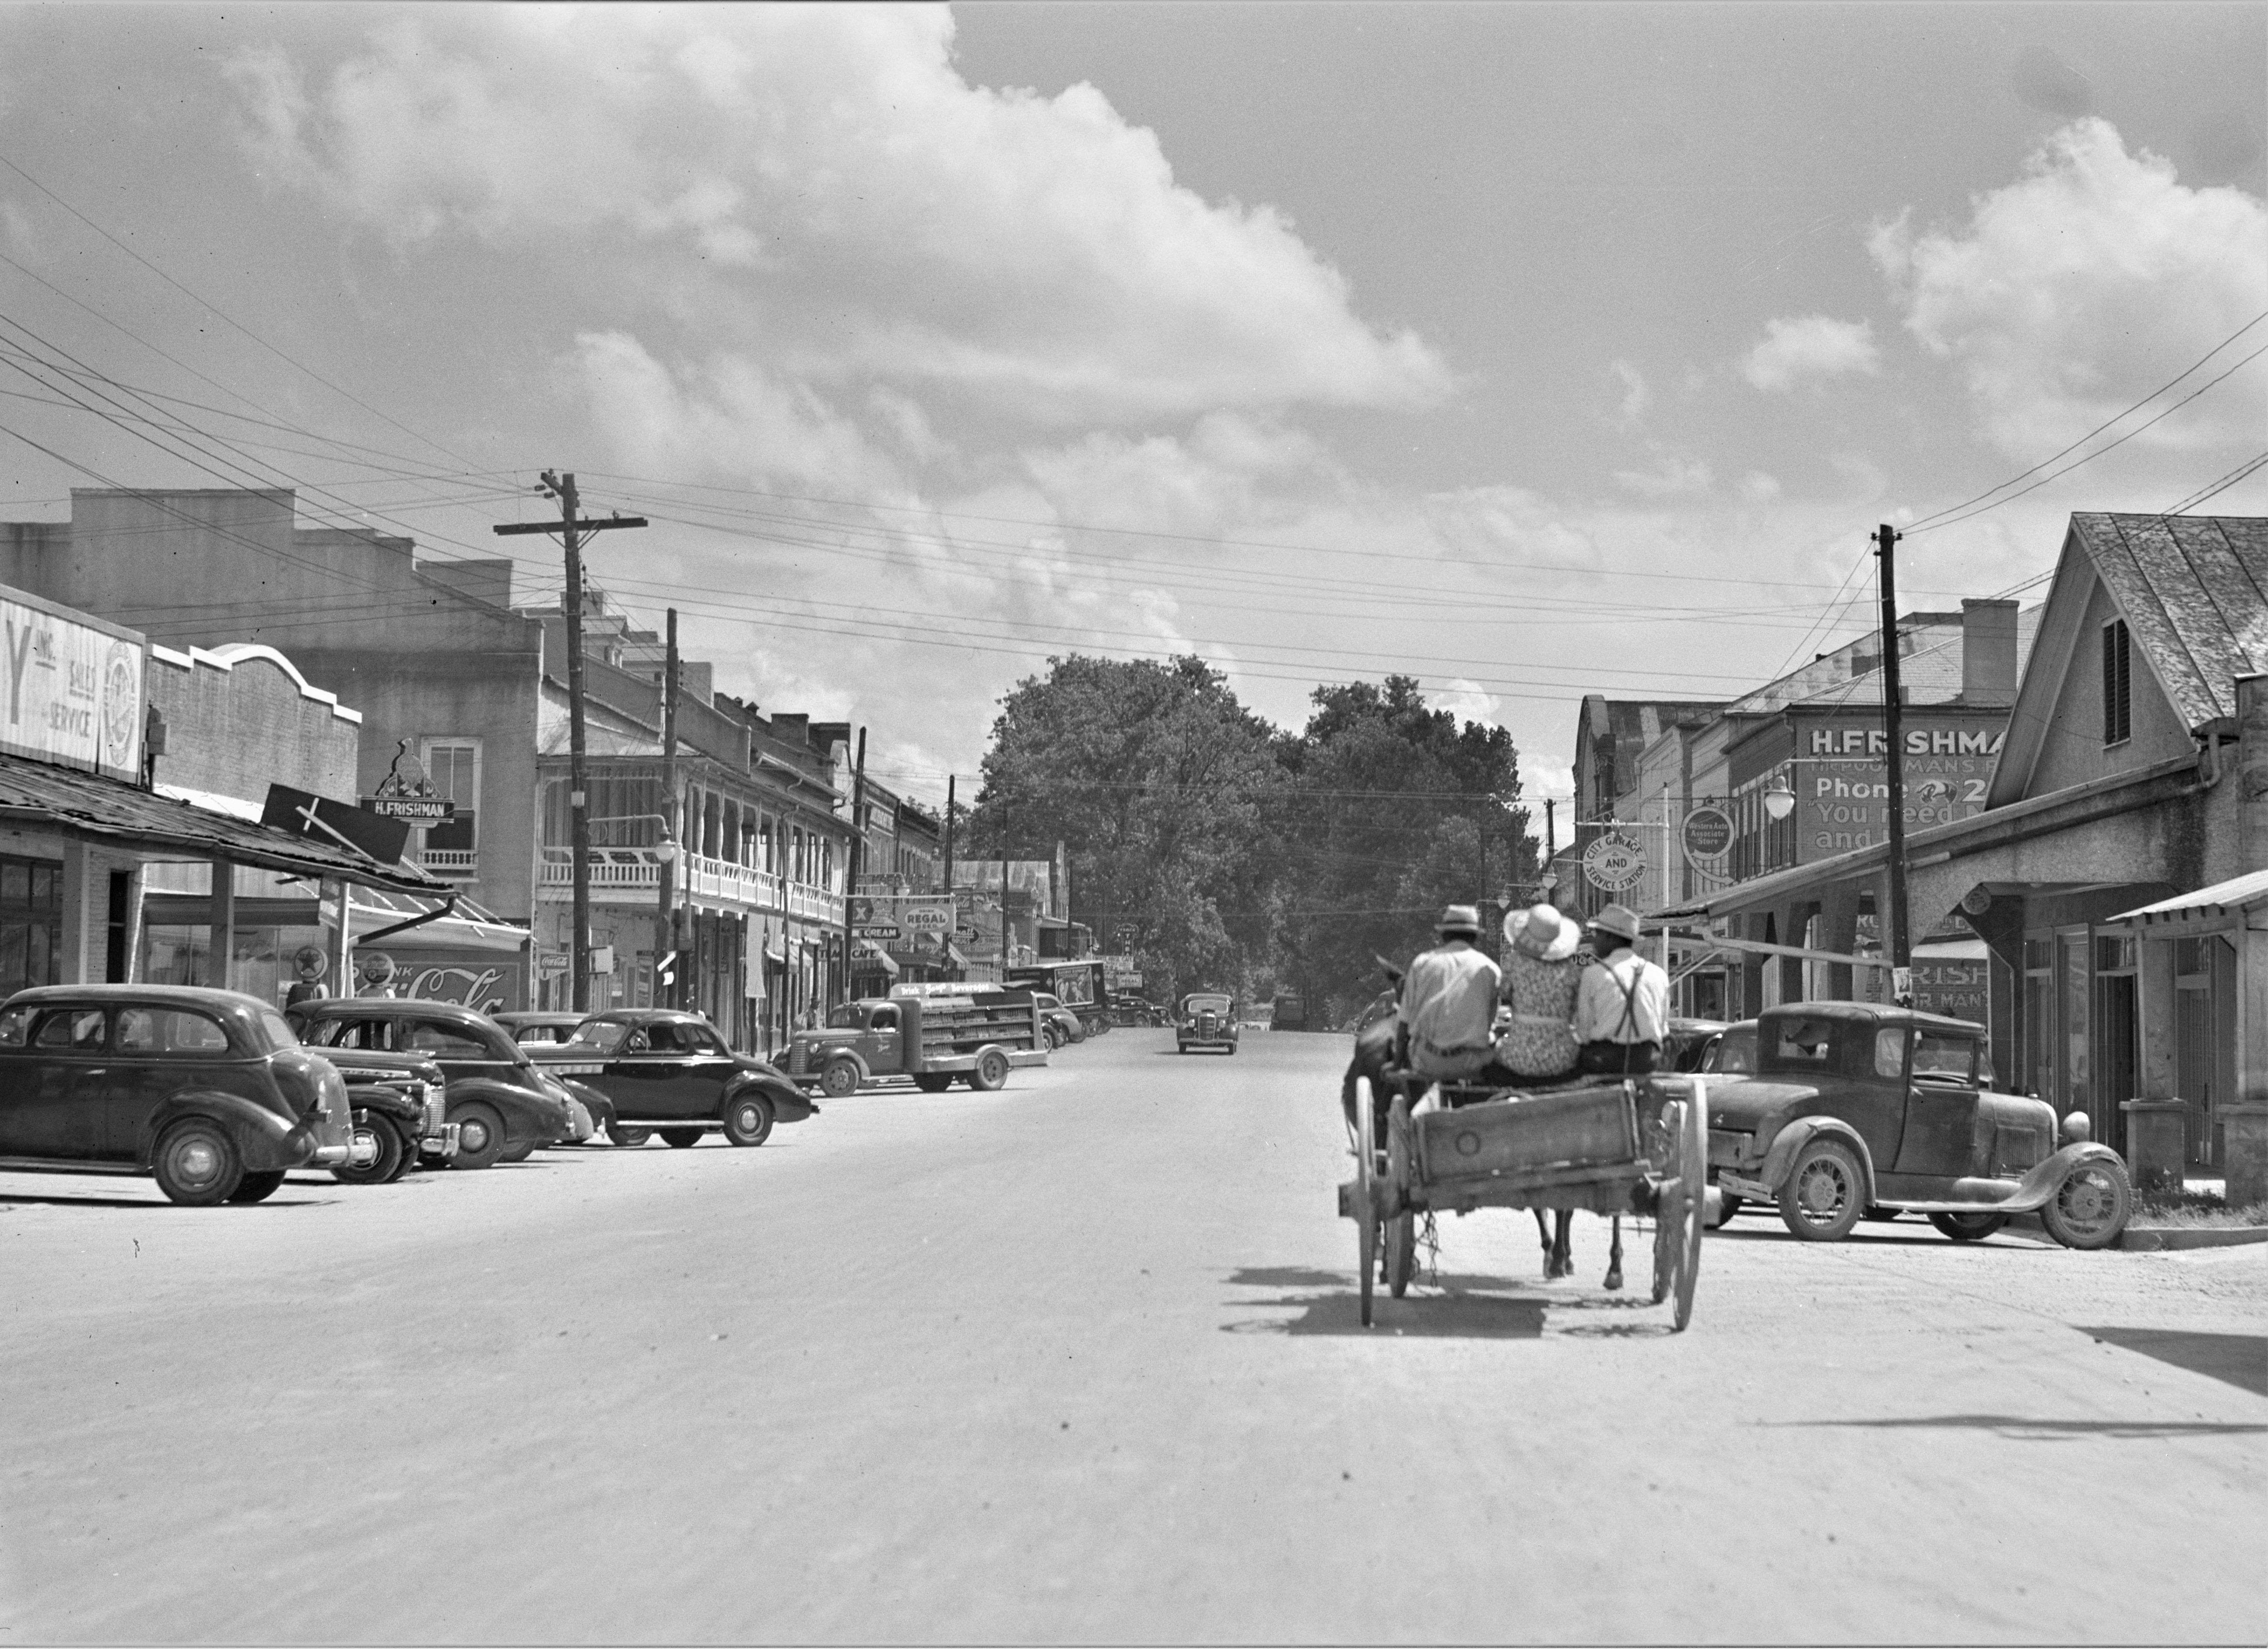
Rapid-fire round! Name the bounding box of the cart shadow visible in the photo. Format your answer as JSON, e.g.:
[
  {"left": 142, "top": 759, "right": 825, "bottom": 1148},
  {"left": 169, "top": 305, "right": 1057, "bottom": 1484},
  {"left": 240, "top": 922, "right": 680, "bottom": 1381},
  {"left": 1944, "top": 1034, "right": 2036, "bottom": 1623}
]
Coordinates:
[
  {"left": 1761, "top": 1413, "right": 2268, "bottom": 1439},
  {"left": 2078, "top": 1326, "right": 2268, "bottom": 1399}
]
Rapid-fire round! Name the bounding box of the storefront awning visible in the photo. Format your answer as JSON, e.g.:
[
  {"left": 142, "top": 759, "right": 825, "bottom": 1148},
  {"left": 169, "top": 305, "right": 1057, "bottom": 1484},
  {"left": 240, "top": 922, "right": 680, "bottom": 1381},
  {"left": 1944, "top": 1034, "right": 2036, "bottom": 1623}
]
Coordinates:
[
  {"left": 5, "top": 755, "right": 449, "bottom": 895},
  {"left": 851, "top": 939, "right": 900, "bottom": 976},
  {"left": 2105, "top": 868, "right": 2268, "bottom": 931}
]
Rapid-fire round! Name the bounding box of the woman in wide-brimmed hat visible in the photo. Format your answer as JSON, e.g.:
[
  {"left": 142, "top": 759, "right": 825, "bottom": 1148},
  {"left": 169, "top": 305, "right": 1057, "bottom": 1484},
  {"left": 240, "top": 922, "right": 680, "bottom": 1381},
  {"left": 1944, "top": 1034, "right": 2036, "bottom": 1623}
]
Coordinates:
[{"left": 1493, "top": 902, "right": 1582, "bottom": 1082}]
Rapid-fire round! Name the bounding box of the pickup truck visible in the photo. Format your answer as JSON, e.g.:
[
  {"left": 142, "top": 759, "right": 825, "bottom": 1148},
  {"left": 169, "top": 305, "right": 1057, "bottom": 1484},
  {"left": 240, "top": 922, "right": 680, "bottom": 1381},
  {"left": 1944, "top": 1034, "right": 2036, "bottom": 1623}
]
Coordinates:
[{"left": 784, "top": 992, "right": 1048, "bottom": 1097}]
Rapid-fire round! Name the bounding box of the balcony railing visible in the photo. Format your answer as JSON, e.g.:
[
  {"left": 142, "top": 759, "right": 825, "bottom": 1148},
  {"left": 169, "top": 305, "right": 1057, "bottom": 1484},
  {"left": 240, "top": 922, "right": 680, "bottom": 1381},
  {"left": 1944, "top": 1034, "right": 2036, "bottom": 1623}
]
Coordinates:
[
  {"left": 418, "top": 849, "right": 479, "bottom": 878},
  {"left": 537, "top": 846, "right": 841, "bottom": 924}
]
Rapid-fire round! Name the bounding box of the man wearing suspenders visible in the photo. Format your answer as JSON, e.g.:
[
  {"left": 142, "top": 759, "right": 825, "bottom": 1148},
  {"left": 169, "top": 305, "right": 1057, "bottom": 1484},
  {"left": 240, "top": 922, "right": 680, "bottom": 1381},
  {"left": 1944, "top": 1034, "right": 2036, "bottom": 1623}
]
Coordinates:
[{"left": 1571, "top": 903, "right": 1670, "bottom": 1075}]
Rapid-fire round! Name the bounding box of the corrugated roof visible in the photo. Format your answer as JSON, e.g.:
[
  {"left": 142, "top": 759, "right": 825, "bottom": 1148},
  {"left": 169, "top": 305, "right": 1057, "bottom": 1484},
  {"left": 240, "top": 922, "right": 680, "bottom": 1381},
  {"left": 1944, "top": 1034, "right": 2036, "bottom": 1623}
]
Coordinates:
[
  {"left": 0, "top": 754, "right": 449, "bottom": 894},
  {"left": 2108, "top": 867, "right": 2268, "bottom": 924},
  {"left": 2071, "top": 514, "right": 2268, "bottom": 731},
  {"left": 1746, "top": 606, "right": 2042, "bottom": 711}
]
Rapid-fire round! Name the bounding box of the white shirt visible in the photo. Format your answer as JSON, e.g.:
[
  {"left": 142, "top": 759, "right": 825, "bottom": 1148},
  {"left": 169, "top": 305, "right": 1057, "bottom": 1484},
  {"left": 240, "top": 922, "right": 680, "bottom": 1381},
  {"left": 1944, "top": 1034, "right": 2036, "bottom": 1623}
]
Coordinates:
[
  {"left": 1397, "top": 940, "right": 1502, "bottom": 1074},
  {"left": 1572, "top": 948, "right": 1669, "bottom": 1046}
]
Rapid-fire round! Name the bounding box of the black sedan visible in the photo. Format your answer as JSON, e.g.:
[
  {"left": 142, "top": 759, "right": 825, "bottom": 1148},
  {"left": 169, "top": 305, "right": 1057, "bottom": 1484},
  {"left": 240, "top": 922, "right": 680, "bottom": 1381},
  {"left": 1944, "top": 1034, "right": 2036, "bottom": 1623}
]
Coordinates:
[{"left": 526, "top": 1009, "right": 813, "bottom": 1149}]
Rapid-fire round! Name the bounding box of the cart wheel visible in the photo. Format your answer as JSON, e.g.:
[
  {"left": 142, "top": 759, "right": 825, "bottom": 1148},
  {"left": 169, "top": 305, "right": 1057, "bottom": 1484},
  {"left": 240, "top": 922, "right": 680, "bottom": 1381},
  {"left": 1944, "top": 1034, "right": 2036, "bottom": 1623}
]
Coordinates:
[
  {"left": 1385, "top": 1095, "right": 1416, "bottom": 1297},
  {"left": 1652, "top": 1101, "right": 1682, "bottom": 1306},
  {"left": 1671, "top": 1081, "right": 1707, "bottom": 1331},
  {"left": 1355, "top": 1079, "right": 1377, "bottom": 1328}
]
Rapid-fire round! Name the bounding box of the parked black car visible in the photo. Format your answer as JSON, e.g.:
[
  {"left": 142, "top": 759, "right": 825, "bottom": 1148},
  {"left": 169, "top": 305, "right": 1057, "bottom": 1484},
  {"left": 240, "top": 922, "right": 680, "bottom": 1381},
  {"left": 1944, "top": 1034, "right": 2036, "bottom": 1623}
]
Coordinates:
[
  {"left": 288, "top": 998, "right": 597, "bottom": 1169},
  {"left": 309, "top": 1044, "right": 454, "bottom": 1183},
  {"left": 491, "top": 1011, "right": 590, "bottom": 1047},
  {"left": 527, "top": 1008, "right": 813, "bottom": 1148},
  {"left": 0, "top": 985, "right": 355, "bottom": 1204}
]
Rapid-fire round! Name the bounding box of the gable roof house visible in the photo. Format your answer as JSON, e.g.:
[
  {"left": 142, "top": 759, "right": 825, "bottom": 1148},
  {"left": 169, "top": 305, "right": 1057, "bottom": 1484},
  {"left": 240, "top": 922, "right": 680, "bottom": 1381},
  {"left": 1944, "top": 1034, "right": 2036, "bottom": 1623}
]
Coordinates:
[{"left": 1651, "top": 513, "right": 2266, "bottom": 1190}]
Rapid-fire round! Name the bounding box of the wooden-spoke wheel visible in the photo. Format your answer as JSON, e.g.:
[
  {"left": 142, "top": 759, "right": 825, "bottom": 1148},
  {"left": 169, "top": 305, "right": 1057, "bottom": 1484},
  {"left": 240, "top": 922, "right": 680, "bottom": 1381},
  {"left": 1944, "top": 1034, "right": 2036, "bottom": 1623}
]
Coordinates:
[
  {"left": 1667, "top": 1083, "right": 1708, "bottom": 1330},
  {"left": 1652, "top": 1101, "right": 1683, "bottom": 1306},
  {"left": 1356, "top": 1079, "right": 1378, "bottom": 1328},
  {"left": 1384, "top": 1095, "right": 1416, "bottom": 1298}
]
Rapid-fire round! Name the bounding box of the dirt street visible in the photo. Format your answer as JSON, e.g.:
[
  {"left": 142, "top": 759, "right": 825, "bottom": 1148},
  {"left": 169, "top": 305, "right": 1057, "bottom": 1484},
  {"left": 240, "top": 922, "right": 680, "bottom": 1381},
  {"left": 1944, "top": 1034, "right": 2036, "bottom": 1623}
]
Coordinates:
[{"left": 2, "top": 1029, "right": 2261, "bottom": 1643}]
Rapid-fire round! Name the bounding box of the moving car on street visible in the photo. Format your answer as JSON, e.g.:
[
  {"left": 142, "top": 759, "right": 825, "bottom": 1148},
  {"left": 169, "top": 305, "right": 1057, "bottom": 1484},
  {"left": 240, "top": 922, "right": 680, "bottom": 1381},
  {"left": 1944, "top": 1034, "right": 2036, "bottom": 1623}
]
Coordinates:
[
  {"left": 0, "top": 985, "right": 358, "bottom": 1204},
  {"left": 1176, "top": 992, "right": 1239, "bottom": 1054},
  {"left": 784, "top": 990, "right": 1046, "bottom": 1096},
  {"left": 1706, "top": 1002, "right": 2131, "bottom": 1248},
  {"left": 528, "top": 1009, "right": 813, "bottom": 1148},
  {"left": 290, "top": 998, "right": 591, "bottom": 1170}
]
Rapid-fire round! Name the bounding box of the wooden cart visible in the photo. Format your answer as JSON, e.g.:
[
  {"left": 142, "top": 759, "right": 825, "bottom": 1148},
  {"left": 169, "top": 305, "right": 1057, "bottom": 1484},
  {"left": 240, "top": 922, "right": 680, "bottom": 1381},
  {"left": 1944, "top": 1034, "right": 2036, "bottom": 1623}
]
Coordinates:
[{"left": 1337, "top": 1074, "right": 1707, "bottom": 1331}]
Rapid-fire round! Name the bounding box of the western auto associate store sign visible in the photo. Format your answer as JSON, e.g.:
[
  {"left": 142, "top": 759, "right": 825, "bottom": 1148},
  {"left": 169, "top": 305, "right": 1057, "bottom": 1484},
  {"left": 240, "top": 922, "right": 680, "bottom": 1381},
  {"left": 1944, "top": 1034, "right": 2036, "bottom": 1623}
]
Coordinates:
[{"left": 1800, "top": 718, "right": 2005, "bottom": 855}]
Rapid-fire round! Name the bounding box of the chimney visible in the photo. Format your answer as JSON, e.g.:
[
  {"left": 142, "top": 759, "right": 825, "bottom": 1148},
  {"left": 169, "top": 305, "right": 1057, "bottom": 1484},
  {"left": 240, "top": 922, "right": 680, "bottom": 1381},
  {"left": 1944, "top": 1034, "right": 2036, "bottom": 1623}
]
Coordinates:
[{"left": 1960, "top": 599, "right": 2019, "bottom": 706}]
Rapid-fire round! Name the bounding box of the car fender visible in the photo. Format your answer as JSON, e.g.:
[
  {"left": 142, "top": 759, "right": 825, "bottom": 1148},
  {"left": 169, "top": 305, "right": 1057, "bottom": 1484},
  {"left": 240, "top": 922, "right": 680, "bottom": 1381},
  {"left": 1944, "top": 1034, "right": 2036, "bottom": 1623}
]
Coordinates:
[
  {"left": 724, "top": 1072, "right": 812, "bottom": 1124},
  {"left": 1756, "top": 1115, "right": 1877, "bottom": 1204},
  {"left": 446, "top": 1076, "right": 559, "bottom": 1150},
  {"left": 555, "top": 1077, "right": 615, "bottom": 1134},
  {"left": 1994, "top": 1142, "right": 2128, "bottom": 1215},
  {"left": 141, "top": 1091, "right": 308, "bottom": 1173},
  {"left": 346, "top": 1082, "right": 422, "bottom": 1126}
]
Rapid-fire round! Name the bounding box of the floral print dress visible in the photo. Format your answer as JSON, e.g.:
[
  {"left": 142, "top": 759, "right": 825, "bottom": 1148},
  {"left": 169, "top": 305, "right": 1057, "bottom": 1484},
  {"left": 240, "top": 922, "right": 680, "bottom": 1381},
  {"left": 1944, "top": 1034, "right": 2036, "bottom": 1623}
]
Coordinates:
[{"left": 1494, "top": 950, "right": 1581, "bottom": 1080}]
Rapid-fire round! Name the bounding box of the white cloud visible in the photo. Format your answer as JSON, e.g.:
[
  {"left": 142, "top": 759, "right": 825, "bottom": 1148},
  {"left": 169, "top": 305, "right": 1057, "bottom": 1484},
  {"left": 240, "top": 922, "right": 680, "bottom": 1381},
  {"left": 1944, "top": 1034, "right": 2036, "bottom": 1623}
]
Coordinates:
[
  {"left": 1612, "top": 453, "right": 1714, "bottom": 498},
  {"left": 1740, "top": 315, "right": 1882, "bottom": 393},
  {"left": 1433, "top": 677, "right": 1506, "bottom": 730},
  {"left": 1606, "top": 358, "right": 1649, "bottom": 430},
  {"left": 1738, "top": 470, "right": 1783, "bottom": 504},
  {"left": 228, "top": 7, "right": 1448, "bottom": 437},
  {"left": 1871, "top": 118, "right": 2268, "bottom": 458}
]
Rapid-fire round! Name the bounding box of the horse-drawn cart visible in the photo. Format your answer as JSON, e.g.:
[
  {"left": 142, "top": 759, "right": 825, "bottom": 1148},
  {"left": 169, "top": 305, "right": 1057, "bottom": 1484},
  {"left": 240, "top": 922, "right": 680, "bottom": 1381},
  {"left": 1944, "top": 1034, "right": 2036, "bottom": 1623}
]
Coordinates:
[{"left": 1337, "top": 1074, "right": 1708, "bottom": 1331}]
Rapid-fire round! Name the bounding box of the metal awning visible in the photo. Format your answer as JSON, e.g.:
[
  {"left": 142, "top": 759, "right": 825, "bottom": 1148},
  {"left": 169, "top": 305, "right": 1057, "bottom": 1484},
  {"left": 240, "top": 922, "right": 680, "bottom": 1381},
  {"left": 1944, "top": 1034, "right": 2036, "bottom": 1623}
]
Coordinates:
[
  {"left": 6, "top": 754, "right": 448, "bottom": 895},
  {"left": 851, "top": 938, "right": 900, "bottom": 976},
  {"left": 2105, "top": 868, "right": 2268, "bottom": 930}
]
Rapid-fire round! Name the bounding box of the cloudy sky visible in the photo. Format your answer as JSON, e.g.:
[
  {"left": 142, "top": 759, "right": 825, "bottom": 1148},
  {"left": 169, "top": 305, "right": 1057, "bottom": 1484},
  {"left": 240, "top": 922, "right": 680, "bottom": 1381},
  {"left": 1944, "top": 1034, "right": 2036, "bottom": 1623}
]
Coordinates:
[{"left": 0, "top": 3, "right": 2261, "bottom": 810}]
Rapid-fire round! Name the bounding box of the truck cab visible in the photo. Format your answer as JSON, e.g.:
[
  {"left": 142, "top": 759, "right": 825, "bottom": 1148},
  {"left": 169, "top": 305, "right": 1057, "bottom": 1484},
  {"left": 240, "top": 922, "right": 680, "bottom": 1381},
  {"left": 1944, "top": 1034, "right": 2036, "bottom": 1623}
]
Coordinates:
[{"left": 786, "top": 992, "right": 1047, "bottom": 1097}]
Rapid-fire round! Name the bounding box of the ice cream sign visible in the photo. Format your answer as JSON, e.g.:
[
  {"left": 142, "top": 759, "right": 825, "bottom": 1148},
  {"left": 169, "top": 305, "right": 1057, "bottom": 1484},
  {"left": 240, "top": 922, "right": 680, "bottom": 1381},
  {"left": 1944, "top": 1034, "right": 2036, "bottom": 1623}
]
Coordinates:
[{"left": 0, "top": 587, "right": 145, "bottom": 781}]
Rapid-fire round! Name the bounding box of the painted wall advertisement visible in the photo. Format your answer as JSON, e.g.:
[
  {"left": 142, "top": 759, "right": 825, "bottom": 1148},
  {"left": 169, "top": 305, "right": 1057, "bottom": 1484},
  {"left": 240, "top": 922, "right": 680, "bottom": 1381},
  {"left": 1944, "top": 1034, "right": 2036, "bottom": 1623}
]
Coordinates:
[
  {"left": 0, "top": 589, "right": 145, "bottom": 781},
  {"left": 358, "top": 947, "right": 522, "bottom": 1015},
  {"left": 1798, "top": 719, "right": 2005, "bottom": 857}
]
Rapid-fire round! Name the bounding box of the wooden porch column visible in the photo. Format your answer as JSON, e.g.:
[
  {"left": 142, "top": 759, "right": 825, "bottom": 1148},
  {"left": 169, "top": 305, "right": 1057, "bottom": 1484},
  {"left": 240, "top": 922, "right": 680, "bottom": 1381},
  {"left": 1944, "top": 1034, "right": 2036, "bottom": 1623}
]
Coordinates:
[{"left": 209, "top": 856, "right": 235, "bottom": 993}]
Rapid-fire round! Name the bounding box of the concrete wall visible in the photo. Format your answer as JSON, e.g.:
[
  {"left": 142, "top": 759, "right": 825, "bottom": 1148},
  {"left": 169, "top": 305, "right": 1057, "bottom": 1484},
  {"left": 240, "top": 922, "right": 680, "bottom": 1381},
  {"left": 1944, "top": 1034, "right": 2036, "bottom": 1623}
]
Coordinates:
[{"left": 147, "top": 645, "right": 360, "bottom": 803}]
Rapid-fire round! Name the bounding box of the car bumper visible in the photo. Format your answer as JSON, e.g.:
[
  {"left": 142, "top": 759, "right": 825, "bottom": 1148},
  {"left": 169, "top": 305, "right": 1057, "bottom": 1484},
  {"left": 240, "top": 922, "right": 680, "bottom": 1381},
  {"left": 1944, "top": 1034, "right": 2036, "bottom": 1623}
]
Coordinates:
[{"left": 418, "top": 1124, "right": 463, "bottom": 1161}]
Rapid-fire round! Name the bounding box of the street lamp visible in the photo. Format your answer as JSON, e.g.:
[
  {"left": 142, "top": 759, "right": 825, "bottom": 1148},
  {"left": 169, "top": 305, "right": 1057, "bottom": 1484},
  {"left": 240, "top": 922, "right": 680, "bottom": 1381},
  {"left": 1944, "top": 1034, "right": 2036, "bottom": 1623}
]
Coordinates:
[
  {"left": 587, "top": 814, "right": 680, "bottom": 862},
  {"left": 1763, "top": 780, "right": 1796, "bottom": 821}
]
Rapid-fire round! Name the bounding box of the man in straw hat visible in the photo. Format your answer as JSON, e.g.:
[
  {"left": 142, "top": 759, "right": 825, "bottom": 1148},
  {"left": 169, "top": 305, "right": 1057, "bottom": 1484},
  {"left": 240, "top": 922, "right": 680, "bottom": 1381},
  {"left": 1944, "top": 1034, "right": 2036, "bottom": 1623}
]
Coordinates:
[
  {"left": 1395, "top": 904, "right": 1501, "bottom": 1082},
  {"left": 1572, "top": 902, "right": 1670, "bottom": 1075}
]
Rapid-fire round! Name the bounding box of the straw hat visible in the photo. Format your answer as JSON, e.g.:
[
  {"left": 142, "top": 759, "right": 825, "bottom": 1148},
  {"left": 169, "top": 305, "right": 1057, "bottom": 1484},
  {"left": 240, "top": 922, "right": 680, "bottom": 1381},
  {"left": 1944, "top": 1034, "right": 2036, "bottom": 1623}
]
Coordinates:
[
  {"left": 1434, "top": 904, "right": 1482, "bottom": 939},
  {"left": 1587, "top": 903, "right": 1643, "bottom": 946},
  {"left": 1504, "top": 901, "right": 1579, "bottom": 963}
]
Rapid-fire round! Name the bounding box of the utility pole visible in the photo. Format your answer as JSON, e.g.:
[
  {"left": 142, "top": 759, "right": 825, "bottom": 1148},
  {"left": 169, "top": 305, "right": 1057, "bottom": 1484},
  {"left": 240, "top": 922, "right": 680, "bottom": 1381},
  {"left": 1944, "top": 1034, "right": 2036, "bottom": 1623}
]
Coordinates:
[
  {"left": 942, "top": 774, "right": 955, "bottom": 893},
  {"left": 1544, "top": 798, "right": 1557, "bottom": 906},
  {"left": 495, "top": 472, "right": 645, "bottom": 1012},
  {"left": 840, "top": 727, "right": 866, "bottom": 1006},
  {"left": 658, "top": 607, "right": 680, "bottom": 1011},
  {"left": 1876, "top": 521, "right": 1913, "bottom": 998},
  {"left": 998, "top": 805, "right": 1011, "bottom": 971}
]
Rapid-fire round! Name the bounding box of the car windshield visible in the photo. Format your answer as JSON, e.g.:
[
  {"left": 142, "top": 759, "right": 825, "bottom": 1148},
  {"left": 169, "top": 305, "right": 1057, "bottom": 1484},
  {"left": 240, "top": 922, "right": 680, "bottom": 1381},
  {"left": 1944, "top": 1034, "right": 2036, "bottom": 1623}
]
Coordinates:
[
  {"left": 576, "top": 1021, "right": 631, "bottom": 1054},
  {"left": 299, "top": 1016, "right": 355, "bottom": 1048},
  {"left": 1707, "top": 1027, "right": 1757, "bottom": 1074},
  {"left": 1186, "top": 995, "right": 1231, "bottom": 1013},
  {"left": 253, "top": 1009, "right": 297, "bottom": 1052},
  {"left": 826, "top": 1003, "right": 865, "bottom": 1029}
]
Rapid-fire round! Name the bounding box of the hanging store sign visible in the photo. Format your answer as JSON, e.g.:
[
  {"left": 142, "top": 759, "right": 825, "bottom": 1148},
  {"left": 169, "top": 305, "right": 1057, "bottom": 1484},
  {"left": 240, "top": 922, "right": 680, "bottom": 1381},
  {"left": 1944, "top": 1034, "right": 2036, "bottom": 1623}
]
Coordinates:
[
  {"left": 0, "top": 587, "right": 146, "bottom": 781},
  {"left": 261, "top": 784, "right": 411, "bottom": 864},
  {"left": 1680, "top": 806, "right": 1735, "bottom": 870},
  {"left": 362, "top": 796, "right": 457, "bottom": 822},
  {"left": 1582, "top": 832, "right": 1647, "bottom": 893}
]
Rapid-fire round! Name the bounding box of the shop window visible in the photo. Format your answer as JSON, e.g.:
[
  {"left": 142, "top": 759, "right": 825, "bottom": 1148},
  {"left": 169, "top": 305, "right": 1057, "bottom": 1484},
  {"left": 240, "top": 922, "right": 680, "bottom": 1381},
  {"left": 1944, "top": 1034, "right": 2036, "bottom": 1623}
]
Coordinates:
[
  {"left": 0, "top": 853, "right": 63, "bottom": 997},
  {"left": 2100, "top": 620, "right": 2132, "bottom": 746}
]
